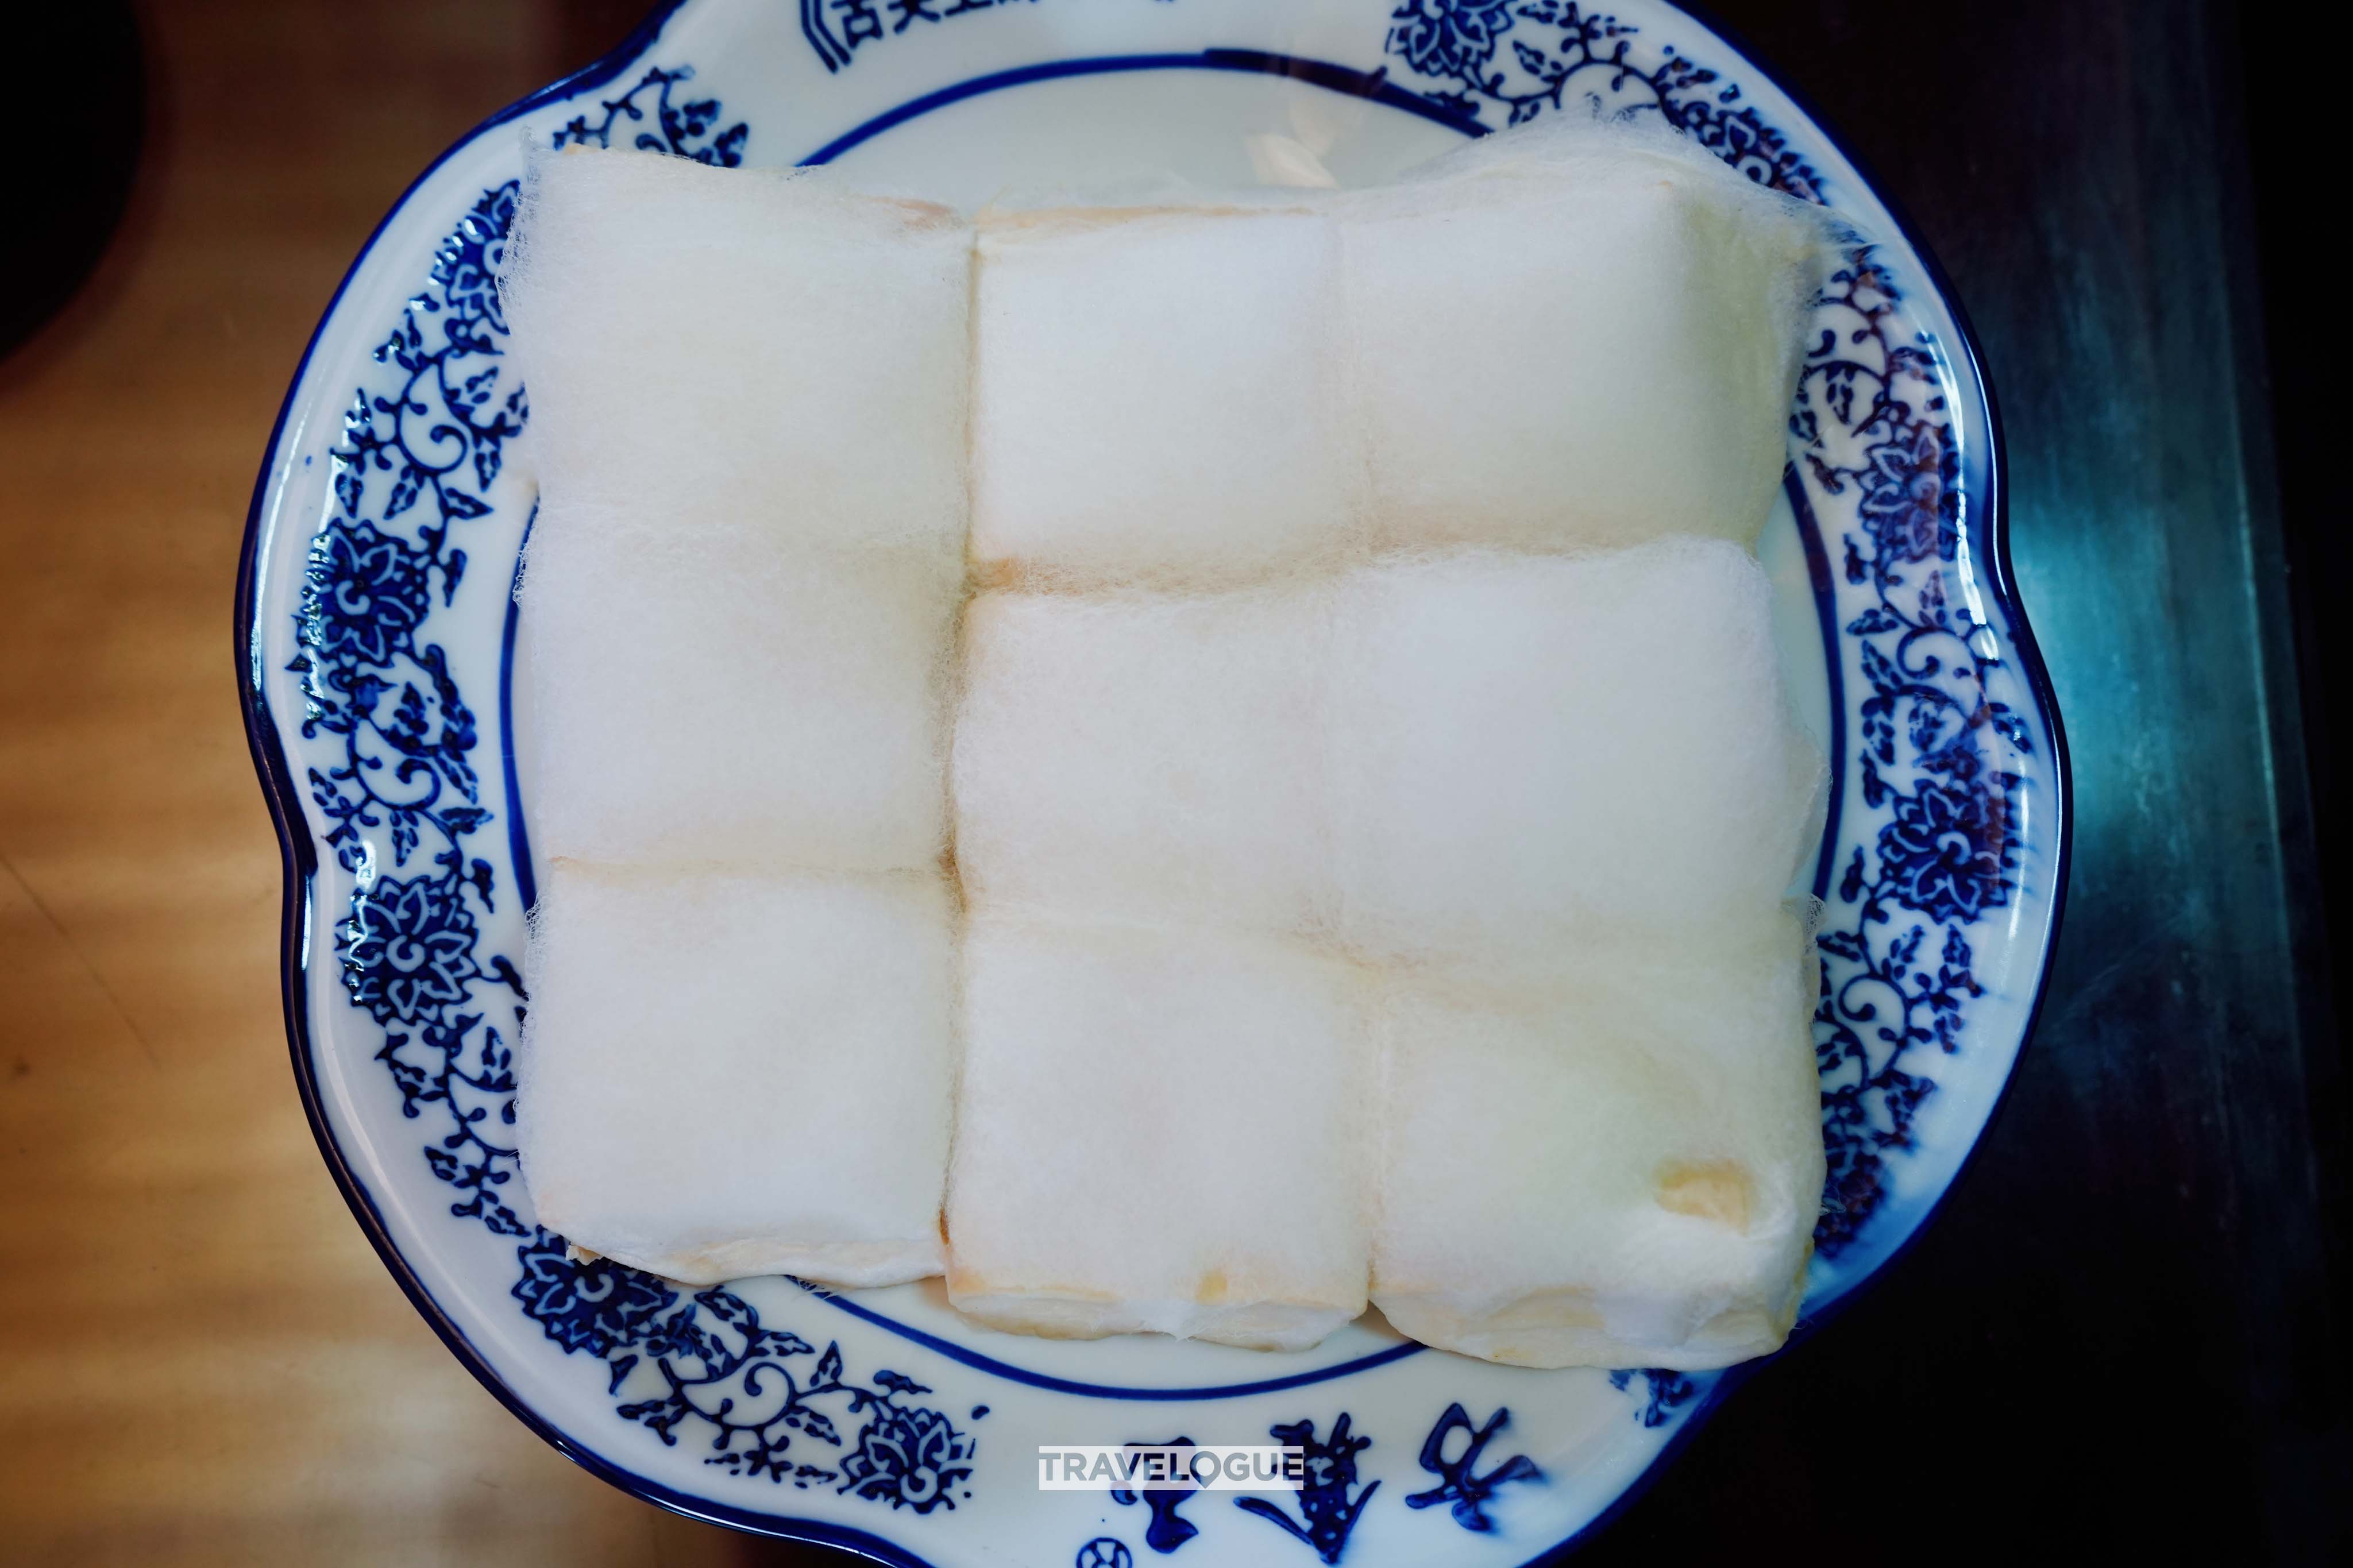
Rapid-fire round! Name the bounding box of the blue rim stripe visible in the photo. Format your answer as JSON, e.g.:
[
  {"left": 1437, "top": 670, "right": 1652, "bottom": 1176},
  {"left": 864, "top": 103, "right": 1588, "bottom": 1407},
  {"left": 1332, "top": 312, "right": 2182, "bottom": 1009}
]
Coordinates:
[
  {"left": 502, "top": 504, "right": 539, "bottom": 913},
  {"left": 799, "top": 1280, "right": 1425, "bottom": 1401},
  {"left": 800, "top": 48, "right": 1482, "bottom": 165},
  {"left": 1792, "top": 467, "right": 1849, "bottom": 902}
]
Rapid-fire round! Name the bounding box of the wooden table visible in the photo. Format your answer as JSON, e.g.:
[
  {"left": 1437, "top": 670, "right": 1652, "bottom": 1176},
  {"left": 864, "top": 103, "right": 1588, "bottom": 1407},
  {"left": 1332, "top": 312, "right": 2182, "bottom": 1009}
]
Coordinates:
[
  {"left": 0, "top": 2, "right": 824, "bottom": 1562},
  {"left": 1, "top": 2, "right": 2343, "bottom": 1562}
]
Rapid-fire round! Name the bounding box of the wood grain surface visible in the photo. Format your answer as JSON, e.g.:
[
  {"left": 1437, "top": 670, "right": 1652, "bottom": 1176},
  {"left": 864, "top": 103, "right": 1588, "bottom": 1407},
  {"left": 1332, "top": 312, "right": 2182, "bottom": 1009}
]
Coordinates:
[
  {"left": 0, "top": 3, "right": 823, "bottom": 1562},
  {"left": 0, "top": 2, "right": 2343, "bottom": 1564}
]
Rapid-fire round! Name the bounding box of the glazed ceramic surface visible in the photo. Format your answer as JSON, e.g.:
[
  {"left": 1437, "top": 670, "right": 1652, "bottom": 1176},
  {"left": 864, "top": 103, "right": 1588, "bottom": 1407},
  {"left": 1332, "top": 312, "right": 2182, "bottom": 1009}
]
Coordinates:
[{"left": 236, "top": 2, "right": 2067, "bottom": 1562}]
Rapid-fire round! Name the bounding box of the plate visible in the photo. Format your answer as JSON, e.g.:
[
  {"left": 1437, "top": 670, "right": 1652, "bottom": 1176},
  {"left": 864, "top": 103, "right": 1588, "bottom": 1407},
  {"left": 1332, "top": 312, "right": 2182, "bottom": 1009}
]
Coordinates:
[{"left": 234, "top": 2, "right": 2068, "bottom": 1562}]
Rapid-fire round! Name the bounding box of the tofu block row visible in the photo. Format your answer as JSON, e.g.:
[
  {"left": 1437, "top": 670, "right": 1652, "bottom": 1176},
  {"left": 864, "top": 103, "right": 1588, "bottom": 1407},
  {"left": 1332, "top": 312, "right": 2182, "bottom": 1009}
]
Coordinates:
[
  {"left": 513, "top": 113, "right": 1833, "bottom": 629},
  {"left": 499, "top": 123, "right": 1835, "bottom": 1369},
  {"left": 974, "top": 127, "right": 1829, "bottom": 588},
  {"left": 956, "top": 544, "right": 1823, "bottom": 952},
  {"left": 525, "top": 874, "right": 1821, "bottom": 1366}
]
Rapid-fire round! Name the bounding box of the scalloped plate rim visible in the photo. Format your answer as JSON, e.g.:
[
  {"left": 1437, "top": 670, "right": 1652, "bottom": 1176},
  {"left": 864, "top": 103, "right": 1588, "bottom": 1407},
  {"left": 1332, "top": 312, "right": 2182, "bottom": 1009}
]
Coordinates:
[{"left": 230, "top": 2, "right": 2072, "bottom": 1559}]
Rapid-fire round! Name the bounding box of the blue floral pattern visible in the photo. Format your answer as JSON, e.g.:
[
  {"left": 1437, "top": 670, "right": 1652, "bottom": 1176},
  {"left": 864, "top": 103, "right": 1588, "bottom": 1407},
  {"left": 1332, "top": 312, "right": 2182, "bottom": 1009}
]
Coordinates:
[
  {"left": 1387, "top": 0, "right": 1519, "bottom": 82},
  {"left": 1384, "top": 0, "right": 1821, "bottom": 194},
  {"left": 553, "top": 64, "right": 749, "bottom": 165},
  {"left": 1387, "top": 3, "right": 2031, "bottom": 1265},
  {"left": 1877, "top": 779, "right": 2013, "bottom": 927},
  {"left": 337, "top": 873, "right": 483, "bottom": 1026},
  {"left": 835, "top": 1377, "right": 979, "bottom": 1509},
  {"left": 300, "top": 520, "right": 433, "bottom": 666},
  {"left": 1797, "top": 257, "right": 2027, "bottom": 1254},
  {"left": 614, "top": 1299, "right": 977, "bottom": 1503},
  {"left": 1853, "top": 418, "right": 1960, "bottom": 568},
  {"left": 290, "top": 63, "right": 974, "bottom": 1511},
  {"left": 511, "top": 1233, "right": 678, "bottom": 1355}
]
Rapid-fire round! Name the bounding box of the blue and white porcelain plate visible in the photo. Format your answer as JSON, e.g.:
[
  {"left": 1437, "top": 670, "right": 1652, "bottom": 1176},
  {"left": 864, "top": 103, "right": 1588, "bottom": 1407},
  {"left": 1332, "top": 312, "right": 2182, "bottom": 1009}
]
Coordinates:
[{"left": 236, "top": 2, "right": 2068, "bottom": 1562}]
